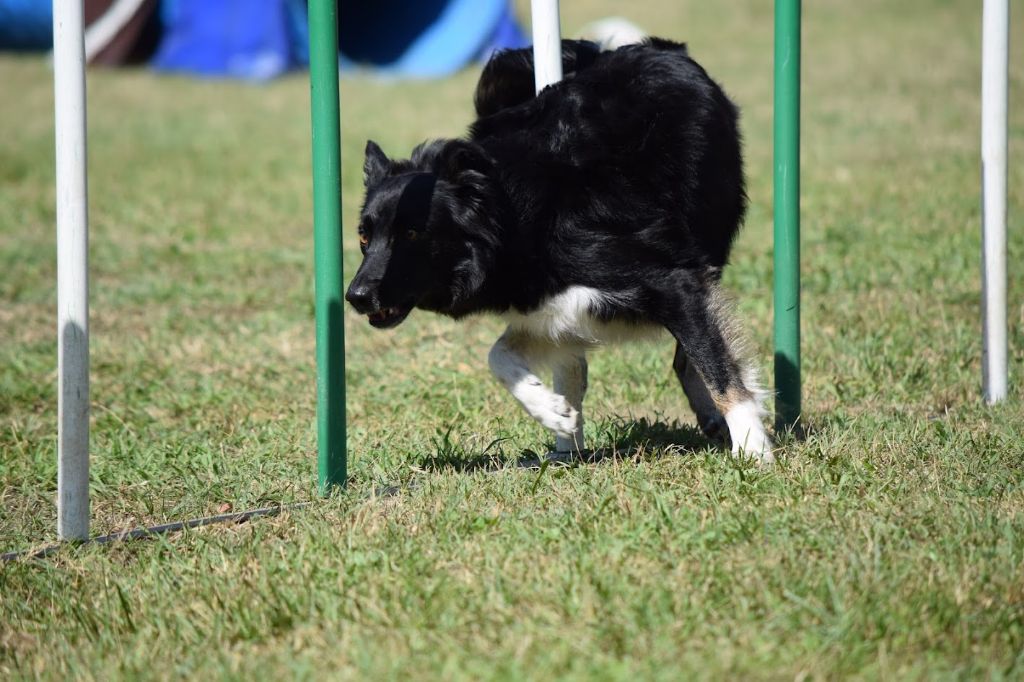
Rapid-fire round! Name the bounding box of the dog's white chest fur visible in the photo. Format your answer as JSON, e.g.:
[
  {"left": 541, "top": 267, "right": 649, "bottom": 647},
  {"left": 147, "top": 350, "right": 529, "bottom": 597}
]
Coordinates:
[{"left": 501, "top": 285, "right": 658, "bottom": 345}]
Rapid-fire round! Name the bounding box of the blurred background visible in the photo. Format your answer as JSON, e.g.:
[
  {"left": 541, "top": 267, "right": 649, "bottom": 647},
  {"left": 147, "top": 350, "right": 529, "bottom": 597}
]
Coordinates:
[{"left": 0, "top": 0, "right": 541, "bottom": 79}]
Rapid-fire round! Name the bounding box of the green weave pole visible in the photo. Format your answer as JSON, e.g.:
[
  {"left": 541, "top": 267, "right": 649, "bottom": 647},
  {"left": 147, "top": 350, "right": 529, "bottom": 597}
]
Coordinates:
[
  {"left": 308, "top": 0, "right": 346, "bottom": 492},
  {"left": 773, "top": 0, "right": 802, "bottom": 431}
]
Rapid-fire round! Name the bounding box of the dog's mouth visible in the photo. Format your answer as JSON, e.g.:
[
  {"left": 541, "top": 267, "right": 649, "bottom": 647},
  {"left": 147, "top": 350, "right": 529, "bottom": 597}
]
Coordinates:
[{"left": 366, "top": 304, "right": 412, "bottom": 329}]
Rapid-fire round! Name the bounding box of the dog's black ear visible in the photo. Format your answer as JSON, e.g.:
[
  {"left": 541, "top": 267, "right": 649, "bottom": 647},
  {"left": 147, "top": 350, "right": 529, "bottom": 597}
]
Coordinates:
[
  {"left": 438, "top": 140, "right": 493, "bottom": 181},
  {"left": 363, "top": 140, "right": 390, "bottom": 187}
]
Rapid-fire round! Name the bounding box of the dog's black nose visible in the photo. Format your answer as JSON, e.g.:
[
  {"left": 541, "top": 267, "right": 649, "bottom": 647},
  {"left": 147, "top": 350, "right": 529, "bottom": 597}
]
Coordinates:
[{"left": 345, "top": 282, "right": 375, "bottom": 313}]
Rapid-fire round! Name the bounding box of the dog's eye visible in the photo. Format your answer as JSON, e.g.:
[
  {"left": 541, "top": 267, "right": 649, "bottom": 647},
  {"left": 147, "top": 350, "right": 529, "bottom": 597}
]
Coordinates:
[
  {"left": 406, "top": 230, "right": 419, "bottom": 242},
  {"left": 358, "top": 234, "right": 369, "bottom": 248}
]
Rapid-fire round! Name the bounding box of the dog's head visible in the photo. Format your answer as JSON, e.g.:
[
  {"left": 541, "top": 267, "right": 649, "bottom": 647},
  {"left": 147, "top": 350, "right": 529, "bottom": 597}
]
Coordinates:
[{"left": 345, "top": 139, "right": 499, "bottom": 329}]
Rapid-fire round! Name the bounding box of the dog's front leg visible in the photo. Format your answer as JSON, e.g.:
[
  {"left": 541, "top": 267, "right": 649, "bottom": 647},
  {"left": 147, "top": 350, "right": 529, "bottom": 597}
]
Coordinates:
[
  {"left": 488, "top": 330, "right": 579, "bottom": 440},
  {"left": 552, "top": 350, "right": 587, "bottom": 453}
]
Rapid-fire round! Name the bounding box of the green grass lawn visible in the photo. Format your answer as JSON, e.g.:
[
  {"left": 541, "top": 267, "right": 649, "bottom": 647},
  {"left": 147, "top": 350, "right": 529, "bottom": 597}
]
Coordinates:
[{"left": 2, "top": 0, "right": 1024, "bottom": 678}]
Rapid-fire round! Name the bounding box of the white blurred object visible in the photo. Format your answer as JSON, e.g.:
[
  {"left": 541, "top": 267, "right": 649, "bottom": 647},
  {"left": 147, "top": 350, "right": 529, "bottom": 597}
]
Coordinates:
[{"left": 579, "top": 17, "right": 647, "bottom": 51}]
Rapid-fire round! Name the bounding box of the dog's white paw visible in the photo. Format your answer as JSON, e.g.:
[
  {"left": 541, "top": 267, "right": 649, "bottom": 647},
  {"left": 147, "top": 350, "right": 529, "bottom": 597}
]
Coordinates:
[
  {"left": 725, "top": 400, "right": 774, "bottom": 465},
  {"left": 530, "top": 394, "right": 579, "bottom": 438},
  {"left": 731, "top": 428, "right": 774, "bottom": 465}
]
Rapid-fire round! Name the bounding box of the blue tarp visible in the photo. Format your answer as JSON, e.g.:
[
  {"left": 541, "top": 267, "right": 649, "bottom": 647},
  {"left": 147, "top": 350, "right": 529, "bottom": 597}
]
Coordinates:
[
  {"left": 153, "top": 0, "right": 525, "bottom": 80},
  {"left": 338, "top": 0, "right": 526, "bottom": 78},
  {"left": 0, "top": 0, "right": 52, "bottom": 49},
  {"left": 152, "top": 0, "right": 308, "bottom": 80}
]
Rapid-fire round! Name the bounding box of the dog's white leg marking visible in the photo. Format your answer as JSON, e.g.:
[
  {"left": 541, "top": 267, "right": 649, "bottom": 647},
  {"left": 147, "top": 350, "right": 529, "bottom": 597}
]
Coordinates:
[
  {"left": 488, "top": 331, "right": 579, "bottom": 438},
  {"left": 552, "top": 351, "right": 587, "bottom": 452},
  {"left": 724, "top": 400, "right": 774, "bottom": 464}
]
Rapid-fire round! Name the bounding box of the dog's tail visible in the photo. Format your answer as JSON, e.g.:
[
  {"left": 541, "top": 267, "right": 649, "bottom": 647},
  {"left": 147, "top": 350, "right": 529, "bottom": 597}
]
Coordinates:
[
  {"left": 474, "top": 34, "right": 692, "bottom": 120},
  {"left": 474, "top": 39, "right": 601, "bottom": 118},
  {"left": 642, "top": 37, "right": 689, "bottom": 55}
]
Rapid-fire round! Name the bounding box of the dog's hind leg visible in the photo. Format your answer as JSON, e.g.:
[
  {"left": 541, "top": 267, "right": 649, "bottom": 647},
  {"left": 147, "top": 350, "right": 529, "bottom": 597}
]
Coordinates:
[
  {"left": 553, "top": 350, "right": 588, "bottom": 453},
  {"left": 673, "top": 344, "right": 728, "bottom": 443},
  {"left": 662, "top": 286, "right": 773, "bottom": 463},
  {"left": 488, "top": 330, "right": 580, "bottom": 440}
]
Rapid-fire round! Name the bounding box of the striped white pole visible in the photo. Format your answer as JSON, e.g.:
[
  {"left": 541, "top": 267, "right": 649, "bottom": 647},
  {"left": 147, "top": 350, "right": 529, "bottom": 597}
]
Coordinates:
[
  {"left": 54, "top": 0, "right": 90, "bottom": 540},
  {"left": 531, "top": 0, "right": 562, "bottom": 93},
  {"left": 981, "top": 0, "right": 1009, "bottom": 404}
]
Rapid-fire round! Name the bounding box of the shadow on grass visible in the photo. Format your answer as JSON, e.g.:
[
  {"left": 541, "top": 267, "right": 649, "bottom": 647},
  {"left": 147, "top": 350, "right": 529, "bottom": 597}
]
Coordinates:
[{"left": 416, "top": 417, "right": 722, "bottom": 474}]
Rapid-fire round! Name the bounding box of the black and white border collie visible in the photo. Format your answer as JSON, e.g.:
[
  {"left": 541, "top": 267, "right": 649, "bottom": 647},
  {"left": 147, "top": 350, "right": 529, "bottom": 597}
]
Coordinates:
[{"left": 345, "top": 38, "right": 773, "bottom": 463}]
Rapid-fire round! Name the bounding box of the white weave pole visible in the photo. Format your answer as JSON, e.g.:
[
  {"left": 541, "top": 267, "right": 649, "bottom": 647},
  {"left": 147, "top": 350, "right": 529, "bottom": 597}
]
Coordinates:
[
  {"left": 54, "top": 0, "right": 90, "bottom": 540},
  {"left": 531, "top": 0, "right": 563, "bottom": 92},
  {"left": 981, "top": 0, "right": 1009, "bottom": 404}
]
